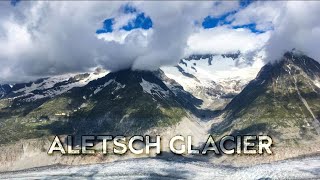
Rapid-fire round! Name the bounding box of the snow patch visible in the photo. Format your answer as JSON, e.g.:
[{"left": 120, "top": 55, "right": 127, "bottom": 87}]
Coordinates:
[
  {"left": 314, "top": 80, "right": 320, "bottom": 89},
  {"left": 94, "top": 79, "right": 114, "bottom": 94},
  {"left": 161, "top": 54, "right": 263, "bottom": 94},
  {"left": 11, "top": 71, "right": 108, "bottom": 101}
]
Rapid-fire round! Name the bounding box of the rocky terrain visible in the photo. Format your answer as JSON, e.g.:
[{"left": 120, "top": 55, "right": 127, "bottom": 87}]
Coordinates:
[
  {"left": 161, "top": 52, "right": 263, "bottom": 109},
  {"left": 0, "top": 51, "right": 320, "bottom": 174},
  {"left": 212, "top": 51, "right": 320, "bottom": 145}
]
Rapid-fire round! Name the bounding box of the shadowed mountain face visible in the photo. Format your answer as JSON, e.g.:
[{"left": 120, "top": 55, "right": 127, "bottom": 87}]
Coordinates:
[
  {"left": 2, "top": 51, "right": 320, "bottom": 146},
  {"left": 0, "top": 84, "right": 11, "bottom": 98},
  {"left": 212, "top": 51, "right": 320, "bottom": 141},
  {"left": 0, "top": 69, "right": 213, "bottom": 143},
  {"left": 39, "top": 69, "right": 204, "bottom": 135}
]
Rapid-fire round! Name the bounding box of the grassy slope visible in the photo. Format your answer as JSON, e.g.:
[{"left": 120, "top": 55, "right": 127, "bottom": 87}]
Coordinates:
[
  {"left": 0, "top": 71, "right": 187, "bottom": 144},
  {"left": 212, "top": 57, "right": 320, "bottom": 142}
]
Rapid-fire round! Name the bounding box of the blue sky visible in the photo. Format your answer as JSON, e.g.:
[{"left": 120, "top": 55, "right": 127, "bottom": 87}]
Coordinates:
[
  {"left": 10, "top": 0, "right": 20, "bottom": 6},
  {"left": 10, "top": 1, "right": 260, "bottom": 34},
  {"left": 96, "top": 19, "right": 114, "bottom": 34},
  {"left": 202, "top": 13, "right": 232, "bottom": 29},
  {"left": 96, "top": 4, "right": 152, "bottom": 34},
  {"left": 239, "top": 0, "right": 255, "bottom": 8},
  {"left": 96, "top": 1, "right": 262, "bottom": 35},
  {"left": 202, "top": 15, "right": 265, "bottom": 34},
  {"left": 121, "top": 13, "right": 152, "bottom": 31},
  {"left": 201, "top": 0, "right": 264, "bottom": 33}
]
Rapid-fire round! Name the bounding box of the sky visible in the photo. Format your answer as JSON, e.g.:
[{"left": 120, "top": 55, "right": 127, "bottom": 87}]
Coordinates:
[{"left": 0, "top": 1, "right": 320, "bottom": 83}]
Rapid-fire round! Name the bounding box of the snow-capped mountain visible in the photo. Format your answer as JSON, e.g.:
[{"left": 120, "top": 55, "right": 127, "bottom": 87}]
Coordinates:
[
  {"left": 0, "top": 52, "right": 264, "bottom": 144},
  {"left": 1, "top": 50, "right": 320, "bottom": 171},
  {"left": 1, "top": 53, "right": 264, "bottom": 111},
  {"left": 161, "top": 53, "right": 264, "bottom": 109},
  {"left": 0, "top": 69, "right": 213, "bottom": 143},
  {"left": 212, "top": 51, "right": 320, "bottom": 141},
  {"left": 0, "top": 68, "right": 108, "bottom": 102}
]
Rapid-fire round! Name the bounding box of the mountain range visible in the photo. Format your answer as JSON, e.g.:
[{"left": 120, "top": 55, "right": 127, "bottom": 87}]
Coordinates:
[{"left": 0, "top": 50, "right": 320, "bottom": 147}]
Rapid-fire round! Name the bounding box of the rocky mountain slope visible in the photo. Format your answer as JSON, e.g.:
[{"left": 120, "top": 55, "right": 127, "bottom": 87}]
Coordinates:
[
  {"left": 0, "top": 52, "right": 261, "bottom": 144},
  {"left": 1, "top": 51, "right": 320, "bottom": 172},
  {"left": 212, "top": 51, "right": 320, "bottom": 143},
  {"left": 0, "top": 68, "right": 213, "bottom": 144},
  {"left": 0, "top": 68, "right": 108, "bottom": 102}
]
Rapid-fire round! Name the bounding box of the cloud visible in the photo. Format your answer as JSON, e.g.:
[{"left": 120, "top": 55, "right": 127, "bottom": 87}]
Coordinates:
[
  {"left": 3, "top": 1, "right": 320, "bottom": 84},
  {"left": 227, "top": 1, "right": 283, "bottom": 31},
  {"left": 0, "top": 1, "right": 124, "bottom": 82},
  {"left": 227, "top": 1, "right": 320, "bottom": 63},
  {"left": 130, "top": 1, "right": 240, "bottom": 70},
  {"left": 264, "top": 1, "right": 320, "bottom": 62},
  {"left": 186, "top": 25, "right": 270, "bottom": 55},
  {"left": 0, "top": 1, "right": 240, "bottom": 83}
]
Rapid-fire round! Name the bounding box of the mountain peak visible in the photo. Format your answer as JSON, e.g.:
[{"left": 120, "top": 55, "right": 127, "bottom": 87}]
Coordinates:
[
  {"left": 254, "top": 51, "right": 320, "bottom": 85},
  {"left": 278, "top": 50, "right": 320, "bottom": 78},
  {"left": 212, "top": 52, "right": 320, "bottom": 140}
]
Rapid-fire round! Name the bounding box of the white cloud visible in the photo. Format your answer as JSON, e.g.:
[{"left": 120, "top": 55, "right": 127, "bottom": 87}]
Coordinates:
[
  {"left": 97, "top": 29, "right": 151, "bottom": 45},
  {"left": 7, "top": 1, "right": 320, "bottom": 83},
  {"left": 208, "top": 1, "right": 240, "bottom": 17},
  {"left": 112, "top": 13, "right": 137, "bottom": 30},
  {"left": 130, "top": 1, "right": 240, "bottom": 70},
  {"left": 0, "top": 1, "right": 240, "bottom": 83},
  {"left": 227, "top": 1, "right": 284, "bottom": 31},
  {"left": 4, "top": 1, "right": 320, "bottom": 84},
  {"left": 186, "top": 26, "right": 270, "bottom": 55},
  {"left": 0, "top": 1, "right": 124, "bottom": 82},
  {"left": 226, "top": 1, "right": 320, "bottom": 63},
  {"left": 265, "top": 1, "right": 320, "bottom": 62}
]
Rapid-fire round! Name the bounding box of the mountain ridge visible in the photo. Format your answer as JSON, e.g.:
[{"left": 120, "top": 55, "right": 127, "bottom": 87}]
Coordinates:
[
  {"left": 0, "top": 68, "right": 213, "bottom": 143},
  {"left": 212, "top": 51, "right": 320, "bottom": 142}
]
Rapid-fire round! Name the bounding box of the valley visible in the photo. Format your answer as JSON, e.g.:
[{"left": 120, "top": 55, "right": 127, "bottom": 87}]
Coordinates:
[{"left": 0, "top": 51, "right": 320, "bottom": 172}]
